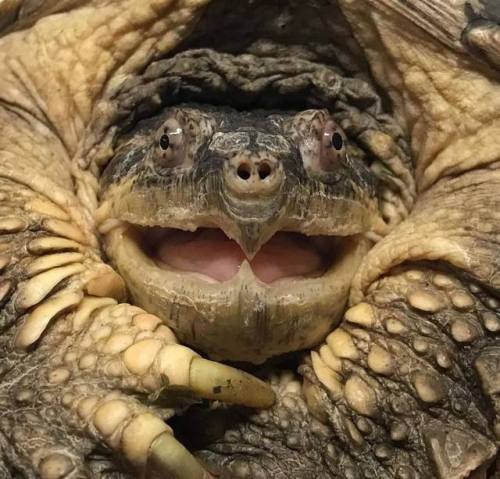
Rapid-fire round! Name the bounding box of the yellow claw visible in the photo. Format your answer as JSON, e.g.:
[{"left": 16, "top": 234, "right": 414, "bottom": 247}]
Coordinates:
[
  {"left": 189, "top": 357, "right": 276, "bottom": 408},
  {"left": 148, "top": 432, "right": 212, "bottom": 479}
]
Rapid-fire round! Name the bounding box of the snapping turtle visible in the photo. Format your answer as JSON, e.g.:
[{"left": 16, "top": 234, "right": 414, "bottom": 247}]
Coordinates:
[{"left": 0, "top": 0, "right": 499, "bottom": 478}]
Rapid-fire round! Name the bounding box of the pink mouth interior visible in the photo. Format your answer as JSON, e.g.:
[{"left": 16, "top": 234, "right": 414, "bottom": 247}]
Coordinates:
[{"left": 140, "top": 227, "right": 335, "bottom": 283}]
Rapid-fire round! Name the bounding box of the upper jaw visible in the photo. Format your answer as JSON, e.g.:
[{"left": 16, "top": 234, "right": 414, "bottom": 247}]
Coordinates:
[{"left": 97, "top": 163, "right": 382, "bottom": 260}]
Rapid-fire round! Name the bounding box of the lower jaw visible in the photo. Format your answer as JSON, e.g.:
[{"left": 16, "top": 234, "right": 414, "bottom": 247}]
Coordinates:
[{"left": 104, "top": 223, "right": 371, "bottom": 363}]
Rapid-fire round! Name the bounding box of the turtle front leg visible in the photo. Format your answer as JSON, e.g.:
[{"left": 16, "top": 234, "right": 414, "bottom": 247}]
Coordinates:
[
  {"left": 306, "top": 266, "right": 498, "bottom": 478},
  {"left": 1, "top": 300, "right": 273, "bottom": 478},
  {"left": 198, "top": 266, "right": 498, "bottom": 478}
]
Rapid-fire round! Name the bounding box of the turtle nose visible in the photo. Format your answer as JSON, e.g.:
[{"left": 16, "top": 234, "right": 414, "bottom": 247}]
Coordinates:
[{"left": 225, "top": 154, "right": 284, "bottom": 196}]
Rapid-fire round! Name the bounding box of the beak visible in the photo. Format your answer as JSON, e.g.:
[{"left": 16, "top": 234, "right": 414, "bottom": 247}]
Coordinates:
[{"left": 216, "top": 218, "right": 282, "bottom": 260}]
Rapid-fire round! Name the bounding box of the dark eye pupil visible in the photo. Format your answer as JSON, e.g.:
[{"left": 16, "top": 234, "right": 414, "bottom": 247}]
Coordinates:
[
  {"left": 159, "top": 134, "right": 170, "bottom": 150},
  {"left": 331, "top": 132, "right": 343, "bottom": 151}
]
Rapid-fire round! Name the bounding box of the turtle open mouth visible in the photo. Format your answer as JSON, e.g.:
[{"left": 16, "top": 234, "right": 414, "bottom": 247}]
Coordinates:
[{"left": 135, "top": 226, "right": 343, "bottom": 284}]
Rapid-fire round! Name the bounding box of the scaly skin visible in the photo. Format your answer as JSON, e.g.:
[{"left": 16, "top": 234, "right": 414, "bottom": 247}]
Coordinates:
[
  {"left": 0, "top": 1, "right": 499, "bottom": 478},
  {"left": 197, "top": 264, "right": 499, "bottom": 478}
]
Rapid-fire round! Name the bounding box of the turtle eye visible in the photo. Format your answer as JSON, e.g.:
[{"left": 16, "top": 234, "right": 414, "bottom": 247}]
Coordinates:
[
  {"left": 154, "top": 117, "right": 185, "bottom": 169},
  {"left": 331, "top": 132, "right": 343, "bottom": 151},
  {"left": 320, "top": 120, "right": 347, "bottom": 171},
  {"left": 290, "top": 110, "right": 349, "bottom": 173},
  {"left": 159, "top": 134, "right": 170, "bottom": 150}
]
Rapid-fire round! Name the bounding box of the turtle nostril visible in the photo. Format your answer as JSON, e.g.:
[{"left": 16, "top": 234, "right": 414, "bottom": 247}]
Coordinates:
[
  {"left": 258, "top": 162, "right": 272, "bottom": 180},
  {"left": 227, "top": 157, "right": 281, "bottom": 195},
  {"left": 237, "top": 163, "right": 252, "bottom": 180}
]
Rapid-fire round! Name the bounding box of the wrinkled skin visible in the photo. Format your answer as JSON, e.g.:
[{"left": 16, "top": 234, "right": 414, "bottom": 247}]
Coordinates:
[{"left": 0, "top": 1, "right": 499, "bottom": 479}]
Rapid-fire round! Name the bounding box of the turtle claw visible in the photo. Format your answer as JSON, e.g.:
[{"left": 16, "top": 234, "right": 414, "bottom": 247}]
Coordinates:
[
  {"left": 189, "top": 356, "right": 276, "bottom": 408},
  {"left": 148, "top": 431, "right": 212, "bottom": 479}
]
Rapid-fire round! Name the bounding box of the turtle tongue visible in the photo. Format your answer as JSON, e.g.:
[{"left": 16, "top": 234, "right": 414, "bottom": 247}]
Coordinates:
[{"left": 156, "top": 228, "right": 325, "bottom": 283}]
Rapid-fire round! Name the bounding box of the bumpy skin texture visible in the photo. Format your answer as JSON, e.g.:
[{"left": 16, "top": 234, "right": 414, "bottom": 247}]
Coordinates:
[
  {"left": 198, "top": 266, "right": 499, "bottom": 478},
  {"left": 0, "top": 1, "right": 499, "bottom": 478}
]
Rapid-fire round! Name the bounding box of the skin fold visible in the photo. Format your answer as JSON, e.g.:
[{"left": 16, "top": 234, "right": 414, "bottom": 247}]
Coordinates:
[{"left": 0, "top": 1, "right": 498, "bottom": 478}]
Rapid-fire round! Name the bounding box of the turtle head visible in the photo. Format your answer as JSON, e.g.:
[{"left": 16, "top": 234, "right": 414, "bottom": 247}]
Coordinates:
[{"left": 98, "top": 104, "right": 381, "bottom": 363}]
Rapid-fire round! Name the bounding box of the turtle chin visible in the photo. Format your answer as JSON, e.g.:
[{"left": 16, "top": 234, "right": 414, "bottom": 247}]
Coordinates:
[{"left": 103, "top": 222, "right": 370, "bottom": 364}]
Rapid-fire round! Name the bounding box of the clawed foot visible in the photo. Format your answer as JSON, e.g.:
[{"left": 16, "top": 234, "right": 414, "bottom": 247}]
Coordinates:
[{"left": 2, "top": 301, "right": 274, "bottom": 478}]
